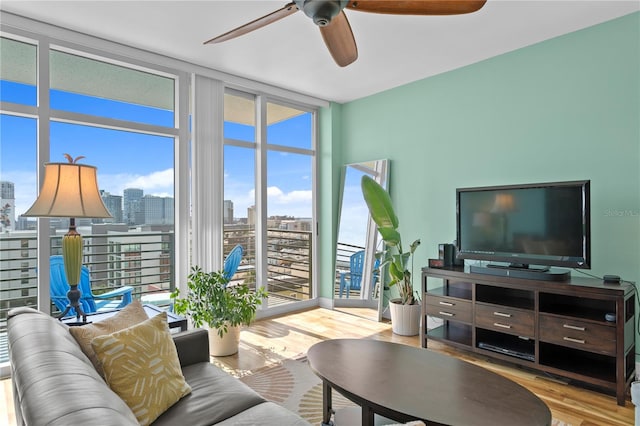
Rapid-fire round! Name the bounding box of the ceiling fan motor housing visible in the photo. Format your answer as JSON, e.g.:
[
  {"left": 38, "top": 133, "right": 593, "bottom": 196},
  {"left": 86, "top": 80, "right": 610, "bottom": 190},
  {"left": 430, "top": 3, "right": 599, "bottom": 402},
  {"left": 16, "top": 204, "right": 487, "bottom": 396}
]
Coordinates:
[{"left": 295, "top": 0, "right": 349, "bottom": 26}]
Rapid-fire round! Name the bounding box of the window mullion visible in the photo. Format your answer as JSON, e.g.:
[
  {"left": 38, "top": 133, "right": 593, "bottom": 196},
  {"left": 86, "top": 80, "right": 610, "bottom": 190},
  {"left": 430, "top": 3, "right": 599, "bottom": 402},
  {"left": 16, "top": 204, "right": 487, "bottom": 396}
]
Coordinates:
[
  {"left": 48, "top": 110, "right": 179, "bottom": 138},
  {"left": 174, "top": 71, "right": 190, "bottom": 296},
  {"left": 35, "top": 37, "right": 51, "bottom": 313},
  {"left": 255, "top": 95, "right": 268, "bottom": 300}
]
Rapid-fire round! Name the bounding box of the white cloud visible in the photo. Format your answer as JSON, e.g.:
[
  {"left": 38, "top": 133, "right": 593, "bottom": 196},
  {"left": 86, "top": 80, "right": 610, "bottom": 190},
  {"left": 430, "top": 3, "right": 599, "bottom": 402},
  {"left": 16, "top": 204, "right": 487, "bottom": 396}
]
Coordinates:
[
  {"left": 100, "top": 168, "right": 174, "bottom": 197},
  {"left": 265, "top": 186, "right": 283, "bottom": 197},
  {"left": 252, "top": 186, "right": 312, "bottom": 204},
  {"left": 242, "top": 186, "right": 312, "bottom": 217},
  {"left": 126, "top": 169, "right": 174, "bottom": 192}
]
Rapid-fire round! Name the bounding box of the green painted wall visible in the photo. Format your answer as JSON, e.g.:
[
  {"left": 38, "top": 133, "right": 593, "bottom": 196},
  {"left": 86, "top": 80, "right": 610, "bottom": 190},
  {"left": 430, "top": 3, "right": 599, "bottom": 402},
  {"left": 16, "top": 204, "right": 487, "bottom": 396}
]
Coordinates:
[
  {"left": 322, "top": 13, "right": 639, "bottom": 302},
  {"left": 318, "top": 103, "right": 343, "bottom": 300}
]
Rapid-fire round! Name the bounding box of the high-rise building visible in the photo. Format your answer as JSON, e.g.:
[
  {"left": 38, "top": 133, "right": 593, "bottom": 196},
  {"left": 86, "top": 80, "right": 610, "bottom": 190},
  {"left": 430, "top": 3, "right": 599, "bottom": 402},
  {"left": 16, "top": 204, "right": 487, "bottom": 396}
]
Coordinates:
[
  {"left": 164, "top": 197, "right": 174, "bottom": 224},
  {"left": 0, "top": 181, "right": 16, "bottom": 232},
  {"left": 144, "top": 195, "right": 164, "bottom": 225},
  {"left": 144, "top": 195, "right": 174, "bottom": 225},
  {"left": 100, "top": 190, "right": 123, "bottom": 223},
  {"left": 123, "top": 188, "right": 144, "bottom": 225},
  {"left": 247, "top": 205, "right": 256, "bottom": 226},
  {"left": 223, "top": 200, "right": 234, "bottom": 224}
]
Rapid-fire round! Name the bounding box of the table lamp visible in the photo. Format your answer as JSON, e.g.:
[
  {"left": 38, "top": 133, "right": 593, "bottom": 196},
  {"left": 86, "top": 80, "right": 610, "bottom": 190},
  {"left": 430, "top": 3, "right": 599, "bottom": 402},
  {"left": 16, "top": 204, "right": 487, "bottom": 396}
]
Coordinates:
[{"left": 23, "top": 155, "right": 112, "bottom": 322}]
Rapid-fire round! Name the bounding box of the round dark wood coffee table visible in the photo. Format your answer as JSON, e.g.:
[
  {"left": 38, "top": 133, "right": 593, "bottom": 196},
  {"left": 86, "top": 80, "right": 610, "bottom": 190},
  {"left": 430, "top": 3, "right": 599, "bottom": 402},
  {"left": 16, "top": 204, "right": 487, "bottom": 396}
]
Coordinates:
[{"left": 307, "top": 339, "right": 551, "bottom": 426}]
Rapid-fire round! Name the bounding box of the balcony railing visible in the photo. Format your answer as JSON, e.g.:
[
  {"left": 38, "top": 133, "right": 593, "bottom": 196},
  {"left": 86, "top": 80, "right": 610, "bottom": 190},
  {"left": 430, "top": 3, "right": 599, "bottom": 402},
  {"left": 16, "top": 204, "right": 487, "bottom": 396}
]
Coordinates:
[
  {"left": 224, "top": 226, "right": 312, "bottom": 305},
  {"left": 1, "top": 226, "right": 312, "bottom": 363},
  {"left": 0, "top": 230, "right": 176, "bottom": 319}
]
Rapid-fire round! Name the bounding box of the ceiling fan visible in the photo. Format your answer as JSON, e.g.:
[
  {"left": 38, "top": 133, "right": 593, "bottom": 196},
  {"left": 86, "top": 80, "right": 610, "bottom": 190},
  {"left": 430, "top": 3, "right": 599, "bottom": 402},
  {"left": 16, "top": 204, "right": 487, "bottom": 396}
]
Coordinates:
[{"left": 204, "top": 0, "right": 487, "bottom": 67}]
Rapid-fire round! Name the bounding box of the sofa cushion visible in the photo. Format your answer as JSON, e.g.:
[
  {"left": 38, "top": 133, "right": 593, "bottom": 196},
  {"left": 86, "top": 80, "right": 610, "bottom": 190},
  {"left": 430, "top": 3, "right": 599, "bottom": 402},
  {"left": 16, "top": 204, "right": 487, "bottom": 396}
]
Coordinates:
[
  {"left": 151, "top": 361, "right": 266, "bottom": 425},
  {"left": 69, "top": 299, "right": 149, "bottom": 376},
  {"left": 7, "top": 307, "right": 139, "bottom": 426},
  {"left": 91, "top": 312, "right": 191, "bottom": 426}
]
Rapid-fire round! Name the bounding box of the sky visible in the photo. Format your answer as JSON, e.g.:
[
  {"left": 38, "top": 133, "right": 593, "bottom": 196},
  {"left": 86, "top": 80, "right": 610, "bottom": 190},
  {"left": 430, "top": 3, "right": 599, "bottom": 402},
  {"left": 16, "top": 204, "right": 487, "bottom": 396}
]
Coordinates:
[
  {"left": 1, "top": 80, "right": 313, "bottom": 221},
  {"left": 337, "top": 166, "right": 370, "bottom": 249}
]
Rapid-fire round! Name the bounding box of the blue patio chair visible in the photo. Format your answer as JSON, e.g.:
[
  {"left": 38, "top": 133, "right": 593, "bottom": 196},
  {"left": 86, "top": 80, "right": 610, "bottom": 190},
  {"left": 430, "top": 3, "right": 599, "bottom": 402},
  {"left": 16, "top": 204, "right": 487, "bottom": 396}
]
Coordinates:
[
  {"left": 223, "top": 244, "right": 244, "bottom": 282},
  {"left": 142, "top": 245, "right": 244, "bottom": 309},
  {"left": 339, "top": 250, "right": 364, "bottom": 298},
  {"left": 339, "top": 251, "right": 380, "bottom": 298},
  {"left": 50, "top": 255, "right": 133, "bottom": 316}
]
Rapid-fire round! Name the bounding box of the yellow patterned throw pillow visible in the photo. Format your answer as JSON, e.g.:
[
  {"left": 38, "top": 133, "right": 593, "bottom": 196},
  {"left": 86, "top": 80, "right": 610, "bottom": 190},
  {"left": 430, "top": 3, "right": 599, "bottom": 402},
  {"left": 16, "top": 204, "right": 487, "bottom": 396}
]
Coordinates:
[
  {"left": 91, "top": 312, "right": 191, "bottom": 426},
  {"left": 69, "top": 299, "right": 149, "bottom": 377}
]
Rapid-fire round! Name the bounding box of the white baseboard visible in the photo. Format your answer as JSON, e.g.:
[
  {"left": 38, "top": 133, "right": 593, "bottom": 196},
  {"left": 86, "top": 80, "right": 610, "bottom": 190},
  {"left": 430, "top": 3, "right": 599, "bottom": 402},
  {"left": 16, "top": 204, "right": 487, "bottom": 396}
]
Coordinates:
[{"left": 317, "top": 296, "right": 334, "bottom": 310}]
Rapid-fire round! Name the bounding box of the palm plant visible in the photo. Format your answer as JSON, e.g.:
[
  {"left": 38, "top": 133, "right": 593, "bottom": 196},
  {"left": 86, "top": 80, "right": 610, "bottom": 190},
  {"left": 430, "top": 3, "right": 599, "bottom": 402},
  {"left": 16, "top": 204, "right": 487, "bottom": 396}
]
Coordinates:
[{"left": 361, "top": 175, "right": 421, "bottom": 305}]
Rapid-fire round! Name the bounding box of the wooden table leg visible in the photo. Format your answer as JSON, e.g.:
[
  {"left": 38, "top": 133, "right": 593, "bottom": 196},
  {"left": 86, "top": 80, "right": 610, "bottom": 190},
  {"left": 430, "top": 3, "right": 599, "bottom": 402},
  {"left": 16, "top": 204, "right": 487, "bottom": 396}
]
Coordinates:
[
  {"left": 322, "top": 380, "right": 334, "bottom": 426},
  {"left": 361, "top": 403, "right": 374, "bottom": 426}
]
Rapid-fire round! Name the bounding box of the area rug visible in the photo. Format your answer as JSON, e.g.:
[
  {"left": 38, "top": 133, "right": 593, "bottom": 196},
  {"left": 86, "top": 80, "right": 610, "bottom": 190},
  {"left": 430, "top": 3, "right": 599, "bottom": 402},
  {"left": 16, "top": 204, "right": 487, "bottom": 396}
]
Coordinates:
[
  {"left": 238, "top": 356, "right": 569, "bottom": 426},
  {"left": 239, "top": 355, "right": 356, "bottom": 424}
]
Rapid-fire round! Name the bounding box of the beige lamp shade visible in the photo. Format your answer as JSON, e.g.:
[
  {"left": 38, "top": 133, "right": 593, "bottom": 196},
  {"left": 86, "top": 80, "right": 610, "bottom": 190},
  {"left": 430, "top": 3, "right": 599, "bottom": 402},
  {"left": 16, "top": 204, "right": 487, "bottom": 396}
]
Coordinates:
[{"left": 23, "top": 162, "right": 112, "bottom": 219}]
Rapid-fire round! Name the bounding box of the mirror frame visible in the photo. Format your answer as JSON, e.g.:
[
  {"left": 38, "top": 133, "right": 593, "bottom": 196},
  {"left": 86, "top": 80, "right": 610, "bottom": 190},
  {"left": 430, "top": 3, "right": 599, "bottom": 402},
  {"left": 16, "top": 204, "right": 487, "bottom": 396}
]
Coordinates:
[{"left": 334, "top": 159, "right": 389, "bottom": 321}]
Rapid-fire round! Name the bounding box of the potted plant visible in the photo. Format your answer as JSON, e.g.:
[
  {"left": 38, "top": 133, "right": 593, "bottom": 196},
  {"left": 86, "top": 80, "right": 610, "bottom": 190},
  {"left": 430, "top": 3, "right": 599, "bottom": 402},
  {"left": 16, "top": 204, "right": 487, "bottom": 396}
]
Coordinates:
[
  {"left": 171, "top": 266, "right": 267, "bottom": 356},
  {"left": 361, "top": 175, "right": 421, "bottom": 336}
]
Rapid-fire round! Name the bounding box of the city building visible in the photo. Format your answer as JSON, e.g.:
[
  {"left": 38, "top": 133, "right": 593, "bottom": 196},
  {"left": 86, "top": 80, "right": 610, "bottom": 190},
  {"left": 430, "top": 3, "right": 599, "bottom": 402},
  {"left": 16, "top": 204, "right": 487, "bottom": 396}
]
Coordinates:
[
  {"left": 100, "top": 190, "right": 123, "bottom": 223},
  {"left": 123, "top": 188, "right": 144, "bottom": 226},
  {"left": 0, "top": 181, "right": 15, "bottom": 232},
  {"left": 143, "top": 195, "right": 174, "bottom": 225},
  {"left": 247, "top": 205, "right": 256, "bottom": 226},
  {"left": 223, "top": 200, "right": 234, "bottom": 224}
]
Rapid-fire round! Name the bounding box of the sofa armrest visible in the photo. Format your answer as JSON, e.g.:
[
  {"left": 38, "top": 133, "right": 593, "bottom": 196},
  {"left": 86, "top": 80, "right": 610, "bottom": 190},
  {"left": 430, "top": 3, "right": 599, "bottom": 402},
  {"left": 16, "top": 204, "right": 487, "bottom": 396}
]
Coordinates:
[{"left": 172, "top": 328, "right": 210, "bottom": 367}]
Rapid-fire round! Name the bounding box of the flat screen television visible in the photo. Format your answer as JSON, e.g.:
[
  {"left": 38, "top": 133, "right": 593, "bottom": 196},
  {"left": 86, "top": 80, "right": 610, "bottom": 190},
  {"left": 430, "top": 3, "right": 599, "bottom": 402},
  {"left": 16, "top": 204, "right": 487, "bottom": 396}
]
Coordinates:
[{"left": 456, "top": 180, "right": 590, "bottom": 281}]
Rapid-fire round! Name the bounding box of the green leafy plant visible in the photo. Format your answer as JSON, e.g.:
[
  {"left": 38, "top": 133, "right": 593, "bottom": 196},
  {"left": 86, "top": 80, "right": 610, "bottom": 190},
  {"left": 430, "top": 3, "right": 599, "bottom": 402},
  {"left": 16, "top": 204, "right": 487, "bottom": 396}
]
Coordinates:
[
  {"left": 171, "top": 266, "right": 267, "bottom": 337},
  {"left": 361, "top": 175, "right": 421, "bottom": 305}
]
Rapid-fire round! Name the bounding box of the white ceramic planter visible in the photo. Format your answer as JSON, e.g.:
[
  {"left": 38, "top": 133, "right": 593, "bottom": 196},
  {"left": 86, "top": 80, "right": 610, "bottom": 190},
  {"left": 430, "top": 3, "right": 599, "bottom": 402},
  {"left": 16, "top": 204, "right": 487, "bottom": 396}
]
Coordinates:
[
  {"left": 389, "top": 299, "right": 421, "bottom": 336},
  {"left": 631, "top": 381, "right": 640, "bottom": 426},
  {"left": 207, "top": 324, "right": 241, "bottom": 356}
]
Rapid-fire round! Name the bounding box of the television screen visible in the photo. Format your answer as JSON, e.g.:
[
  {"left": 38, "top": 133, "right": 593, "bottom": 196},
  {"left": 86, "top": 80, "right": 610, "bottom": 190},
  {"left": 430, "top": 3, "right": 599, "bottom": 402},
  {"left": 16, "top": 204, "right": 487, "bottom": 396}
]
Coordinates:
[{"left": 456, "top": 180, "right": 590, "bottom": 269}]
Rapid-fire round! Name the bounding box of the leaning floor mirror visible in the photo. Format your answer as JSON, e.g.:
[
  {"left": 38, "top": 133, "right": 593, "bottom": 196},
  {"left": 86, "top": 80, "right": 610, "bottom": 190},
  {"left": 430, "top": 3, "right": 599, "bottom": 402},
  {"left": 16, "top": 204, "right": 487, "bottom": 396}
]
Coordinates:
[{"left": 334, "top": 159, "right": 388, "bottom": 322}]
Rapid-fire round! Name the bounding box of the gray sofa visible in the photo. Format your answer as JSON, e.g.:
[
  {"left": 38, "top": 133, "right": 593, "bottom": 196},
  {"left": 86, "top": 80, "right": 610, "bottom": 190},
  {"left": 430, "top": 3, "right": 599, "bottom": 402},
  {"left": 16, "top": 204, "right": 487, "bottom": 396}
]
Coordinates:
[{"left": 8, "top": 307, "right": 310, "bottom": 425}]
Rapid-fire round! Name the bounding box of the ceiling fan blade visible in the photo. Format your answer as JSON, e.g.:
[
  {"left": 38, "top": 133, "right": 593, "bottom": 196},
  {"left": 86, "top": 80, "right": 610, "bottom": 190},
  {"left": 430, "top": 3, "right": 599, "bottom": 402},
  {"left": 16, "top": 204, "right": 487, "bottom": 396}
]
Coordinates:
[
  {"left": 346, "top": 0, "right": 487, "bottom": 15},
  {"left": 319, "top": 11, "right": 358, "bottom": 67},
  {"left": 204, "top": 2, "right": 299, "bottom": 44}
]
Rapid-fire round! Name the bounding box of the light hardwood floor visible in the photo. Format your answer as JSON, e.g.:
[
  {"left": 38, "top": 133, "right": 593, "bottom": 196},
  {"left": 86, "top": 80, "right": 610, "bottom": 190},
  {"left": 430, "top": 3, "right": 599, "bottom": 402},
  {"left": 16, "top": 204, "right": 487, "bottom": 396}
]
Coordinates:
[{"left": 1, "top": 307, "right": 634, "bottom": 425}]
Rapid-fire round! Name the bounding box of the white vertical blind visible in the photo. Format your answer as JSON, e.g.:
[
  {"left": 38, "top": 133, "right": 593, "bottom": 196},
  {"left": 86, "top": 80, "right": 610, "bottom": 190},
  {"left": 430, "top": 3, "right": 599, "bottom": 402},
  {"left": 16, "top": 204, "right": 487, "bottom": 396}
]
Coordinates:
[{"left": 191, "top": 75, "right": 224, "bottom": 272}]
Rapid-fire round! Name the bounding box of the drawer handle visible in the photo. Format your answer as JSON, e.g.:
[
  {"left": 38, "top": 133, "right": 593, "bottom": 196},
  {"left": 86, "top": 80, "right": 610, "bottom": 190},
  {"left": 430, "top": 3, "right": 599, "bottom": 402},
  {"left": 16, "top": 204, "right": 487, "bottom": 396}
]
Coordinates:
[
  {"left": 493, "top": 311, "right": 512, "bottom": 318},
  {"left": 563, "top": 324, "right": 585, "bottom": 331},
  {"left": 439, "top": 311, "right": 454, "bottom": 317},
  {"left": 563, "top": 337, "right": 585, "bottom": 344},
  {"left": 493, "top": 322, "right": 512, "bottom": 329},
  {"left": 439, "top": 301, "right": 454, "bottom": 307}
]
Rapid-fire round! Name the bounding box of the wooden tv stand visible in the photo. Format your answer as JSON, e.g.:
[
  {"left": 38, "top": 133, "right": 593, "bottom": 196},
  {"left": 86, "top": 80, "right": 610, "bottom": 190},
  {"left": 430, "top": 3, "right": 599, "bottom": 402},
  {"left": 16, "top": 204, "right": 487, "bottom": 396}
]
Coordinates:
[{"left": 422, "top": 266, "right": 636, "bottom": 406}]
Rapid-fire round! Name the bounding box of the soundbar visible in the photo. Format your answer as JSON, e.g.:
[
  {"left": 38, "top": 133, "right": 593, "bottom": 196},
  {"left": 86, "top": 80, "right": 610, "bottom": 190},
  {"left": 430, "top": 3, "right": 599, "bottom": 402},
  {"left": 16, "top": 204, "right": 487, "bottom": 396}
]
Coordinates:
[{"left": 470, "top": 265, "right": 570, "bottom": 282}]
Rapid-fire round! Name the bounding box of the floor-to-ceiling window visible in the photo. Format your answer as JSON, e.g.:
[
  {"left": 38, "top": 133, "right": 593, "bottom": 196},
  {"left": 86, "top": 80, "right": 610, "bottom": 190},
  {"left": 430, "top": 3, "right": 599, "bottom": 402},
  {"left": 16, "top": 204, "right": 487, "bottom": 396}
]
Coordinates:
[
  {"left": 223, "top": 91, "right": 316, "bottom": 309},
  {"left": 0, "top": 32, "right": 187, "bottom": 375}
]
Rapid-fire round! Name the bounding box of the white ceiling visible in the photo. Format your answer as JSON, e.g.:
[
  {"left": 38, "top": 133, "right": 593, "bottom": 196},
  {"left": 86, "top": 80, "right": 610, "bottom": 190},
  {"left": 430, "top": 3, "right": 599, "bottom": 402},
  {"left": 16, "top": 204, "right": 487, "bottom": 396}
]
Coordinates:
[{"left": 2, "top": 1, "right": 638, "bottom": 104}]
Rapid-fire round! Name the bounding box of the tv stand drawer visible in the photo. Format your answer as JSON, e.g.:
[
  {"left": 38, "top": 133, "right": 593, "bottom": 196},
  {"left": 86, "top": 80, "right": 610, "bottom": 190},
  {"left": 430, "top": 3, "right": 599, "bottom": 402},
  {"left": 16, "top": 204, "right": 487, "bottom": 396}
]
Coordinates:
[
  {"left": 426, "top": 296, "right": 472, "bottom": 323},
  {"left": 475, "top": 303, "right": 534, "bottom": 338},
  {"left": 539, "top": 314, "right": 615, "bottom": 355}
]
